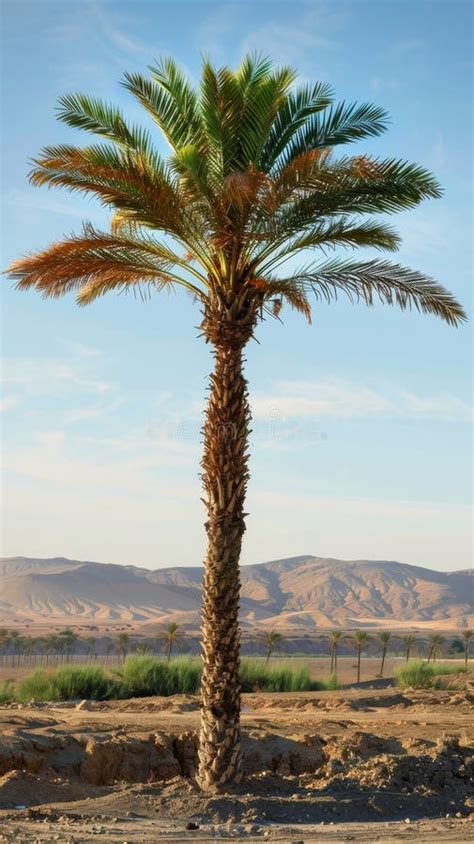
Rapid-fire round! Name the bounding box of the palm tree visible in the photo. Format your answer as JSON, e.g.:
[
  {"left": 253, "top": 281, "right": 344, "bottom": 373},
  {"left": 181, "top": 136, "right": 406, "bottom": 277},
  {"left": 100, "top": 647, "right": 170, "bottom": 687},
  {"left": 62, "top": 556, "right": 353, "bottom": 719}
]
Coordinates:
[
  {"left": 5, "top": 56, "right": 465, "bottom": 791},
  {"left": 462, "top": 629, "right": 473, "bottom": 668},
  {"left": 329, "top": 631, "right": 345, "bottom": 680},
  {"left": 261, "top": 630, "right": 283, "bottom": 665},
  {"left": 352, "top": 631, "right": 369, "bottom": 683},
  {"left": 116, "top": 633, "right": 130, "bottom": 663},
  {"left": 0, "top": 629, "right": 9, "bottom": 666},
  {"left": 105, "top": 640, "right": 116, "bottom": 668},
  {"left": 8, "top": 631, "right": 20, "bottom": 668},
  {"left": 378, "top": 632, "right": 392, "bottom": 677},
  {"left": 162, "top": 623, "right": 184, "bottom": 662},
  {"left": 427, "top": 633, "right": 445, "bottom": 663},
  {"left": 86, "top": 637, "right": 96, "bottom": 662},
  {"left": 403, "top": 634, "right": 417, "bottom": 662},
  {"left": 59, "top": 628, "right": 78, "bottom": 662}
]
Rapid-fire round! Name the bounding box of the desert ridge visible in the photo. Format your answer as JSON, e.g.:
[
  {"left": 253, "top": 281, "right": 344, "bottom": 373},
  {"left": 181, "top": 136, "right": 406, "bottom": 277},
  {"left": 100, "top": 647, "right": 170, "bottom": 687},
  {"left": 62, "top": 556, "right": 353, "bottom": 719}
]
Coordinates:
[{"left": 1, "top": 555, "right": 472, "bottom": 630}]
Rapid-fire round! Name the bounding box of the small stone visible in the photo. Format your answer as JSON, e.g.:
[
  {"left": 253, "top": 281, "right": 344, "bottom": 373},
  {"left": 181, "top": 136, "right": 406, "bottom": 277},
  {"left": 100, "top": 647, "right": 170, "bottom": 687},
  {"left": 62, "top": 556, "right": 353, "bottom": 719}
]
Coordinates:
[
  {"left": 185, "top": 822, "right": 199, "bottom": 831},
  {"left": 404, "top": 818, "right": 411, "bottom": 824}
]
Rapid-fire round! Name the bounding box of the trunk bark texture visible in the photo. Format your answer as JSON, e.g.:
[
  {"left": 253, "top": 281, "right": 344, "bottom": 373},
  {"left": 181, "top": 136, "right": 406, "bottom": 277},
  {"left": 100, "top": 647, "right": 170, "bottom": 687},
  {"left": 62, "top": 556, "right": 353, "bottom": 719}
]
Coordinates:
[{"left": 197, "top": 294, "right": 255, "bottom": 792}]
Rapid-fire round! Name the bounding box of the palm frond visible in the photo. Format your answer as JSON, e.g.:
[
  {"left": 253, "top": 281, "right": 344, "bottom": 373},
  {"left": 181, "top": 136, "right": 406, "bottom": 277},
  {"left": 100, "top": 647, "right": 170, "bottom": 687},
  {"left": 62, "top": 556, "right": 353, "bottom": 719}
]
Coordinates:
[
  {"left": 278, "top": 259, "right": 466, "bottom": 326},
  {"left": 259, "top": 81, "right": 334, "bottom": 170},
  {"left": 279, "top": 101, "right": 389, "bottom": 167},
  {"left": 6, "top": 224, "right": 208, "bottom": 304},
  {"left": 123, "top": 63, "right": 203, "bottom": 151},
  {"left": 56, "top": 93, "right": 154, "bottom": 156}
]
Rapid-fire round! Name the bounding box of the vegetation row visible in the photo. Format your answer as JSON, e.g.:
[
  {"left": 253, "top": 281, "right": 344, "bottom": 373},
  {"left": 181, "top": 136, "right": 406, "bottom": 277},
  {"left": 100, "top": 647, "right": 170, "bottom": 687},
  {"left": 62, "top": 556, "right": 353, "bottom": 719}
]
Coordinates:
[{"left": 0, "top": 655, "right": 337, "bottom": 704}]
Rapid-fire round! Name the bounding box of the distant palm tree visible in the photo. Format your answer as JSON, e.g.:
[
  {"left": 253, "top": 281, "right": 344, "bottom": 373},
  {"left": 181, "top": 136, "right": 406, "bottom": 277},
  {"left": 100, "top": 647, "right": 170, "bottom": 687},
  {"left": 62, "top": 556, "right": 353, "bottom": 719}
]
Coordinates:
[
  {"left": 162, "top": 623, "right": 184, "bottom": 662},
  {"left": 462, "top": 629, "right": 473, "bottom": 668},
  {"left": 86, "top": 637, "right": 96, "bottom": 662},
  {"left": 427, "top": 633, "right": 445, "bottom": 663},
  {"left": 261, "top": 630, "right": 283, "bottom": 665},
  {"left": 58, "top": 628, "right": 78, "bottom": 662},
  {"left": 352, "top": 631, "right": 369, "bottom": 683},
  {"left": 116, "top": 633, "right": 130, "bottom": 663},
  {"left": 9, "top": 631, "right": 20, "bottom": 668},
  {"left": 105, "top": 641, "right": 116, "bottom": 667},
  {"left": 378, "top": 632, "right": 392, "bottom": 677},
  {"left": 44, "top": 634, "right": 60, "bottom": 666},
  {"left": 403, "top": 635, "right": 417, "bottom": 662},
  {"left": 329, "top": 631, "right": 345, "bottom": 680},
  {"left": 6, "top": 53, "right": 465, "bottom": 792},
  {"left": 0, "top": 629, "right": 9, "bottom": 666}
]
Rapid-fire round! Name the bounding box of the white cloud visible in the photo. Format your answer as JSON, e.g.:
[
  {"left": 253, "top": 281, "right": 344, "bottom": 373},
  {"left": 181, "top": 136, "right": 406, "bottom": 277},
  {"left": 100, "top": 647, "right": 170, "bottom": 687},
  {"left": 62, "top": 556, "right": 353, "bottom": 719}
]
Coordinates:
[
  {"left": 0, "top": 396, "right": 19, "bottom": 413},
  {"left": 251, "top": 379, "right": 472, "bottom": 422},
  {"left": 237, "top": 3, "right": 347, "bottom": 66},
  {"left": 2, "top": 357, "right": 116, "bottom": 397}
]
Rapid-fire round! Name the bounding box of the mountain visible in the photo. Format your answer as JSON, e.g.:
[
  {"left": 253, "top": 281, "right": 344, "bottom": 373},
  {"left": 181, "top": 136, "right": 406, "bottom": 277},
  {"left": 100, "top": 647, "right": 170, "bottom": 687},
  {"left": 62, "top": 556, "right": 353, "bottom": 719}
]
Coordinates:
[{"left": 0, "top": 555, "right": 472, "bottom": 630}]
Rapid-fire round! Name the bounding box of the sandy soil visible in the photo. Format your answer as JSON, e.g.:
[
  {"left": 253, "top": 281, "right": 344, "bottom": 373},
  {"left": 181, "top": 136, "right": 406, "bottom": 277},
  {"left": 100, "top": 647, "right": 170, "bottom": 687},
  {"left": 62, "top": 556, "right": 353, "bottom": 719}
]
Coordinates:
[{"left": 0, "top": 677, "right": 473, "bottom": 842}]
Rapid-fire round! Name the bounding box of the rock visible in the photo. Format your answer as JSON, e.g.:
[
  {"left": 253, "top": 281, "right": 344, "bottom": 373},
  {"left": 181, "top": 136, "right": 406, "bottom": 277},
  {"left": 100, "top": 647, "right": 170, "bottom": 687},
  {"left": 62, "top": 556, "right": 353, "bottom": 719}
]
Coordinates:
[{"left": 185, "top": 822, "right": 199, "bottom": 830}]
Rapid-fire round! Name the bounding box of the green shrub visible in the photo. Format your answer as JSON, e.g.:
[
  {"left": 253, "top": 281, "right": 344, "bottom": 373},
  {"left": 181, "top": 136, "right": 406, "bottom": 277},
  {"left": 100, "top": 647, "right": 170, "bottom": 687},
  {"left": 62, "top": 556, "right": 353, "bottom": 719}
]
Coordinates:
[
  {"left": 396, "top": 660, "right": 466, "bottom": 691},
  {"left": 118, "top": 655, "right": 201, "bottom": 697},
  {"left": 0, "top": 680, "right": 16, "bottom": 704},
  {"left": 430, "top": 662, "right": 466, "bottom": 677},
  {"left": 19, "top": 665, "right": 116, "bottom": 702},
  {"left": 52, "top": 664, "right": 117, "bottom": 700},
  {"left": 239, "top": 658, "right": 335, "bottom": 692},
  {"left": 19, "top": 669, "right": 58, "bottom": 702}
]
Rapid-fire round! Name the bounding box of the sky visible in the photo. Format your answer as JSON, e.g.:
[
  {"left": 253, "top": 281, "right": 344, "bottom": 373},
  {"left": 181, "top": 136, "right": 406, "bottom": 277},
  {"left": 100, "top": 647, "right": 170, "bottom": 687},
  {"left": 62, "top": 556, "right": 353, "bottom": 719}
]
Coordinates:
[{"left": 1, "top": 0, "right": 472, "bottom": 572}]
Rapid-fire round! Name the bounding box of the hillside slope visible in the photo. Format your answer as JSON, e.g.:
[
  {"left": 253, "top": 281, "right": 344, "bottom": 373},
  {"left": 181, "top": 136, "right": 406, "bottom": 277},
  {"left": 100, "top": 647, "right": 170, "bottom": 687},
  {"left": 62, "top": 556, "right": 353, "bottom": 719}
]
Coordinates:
[{"left": 0, "top": 555, "right": 472, "bottom": 629}]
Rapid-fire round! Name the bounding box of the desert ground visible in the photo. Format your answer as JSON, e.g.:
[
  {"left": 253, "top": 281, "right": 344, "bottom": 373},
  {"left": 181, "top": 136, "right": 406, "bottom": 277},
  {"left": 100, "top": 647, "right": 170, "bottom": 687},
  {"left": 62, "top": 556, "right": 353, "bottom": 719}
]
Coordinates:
[{"left": 0, "top": 662, "right": 472, "bottom": 843}]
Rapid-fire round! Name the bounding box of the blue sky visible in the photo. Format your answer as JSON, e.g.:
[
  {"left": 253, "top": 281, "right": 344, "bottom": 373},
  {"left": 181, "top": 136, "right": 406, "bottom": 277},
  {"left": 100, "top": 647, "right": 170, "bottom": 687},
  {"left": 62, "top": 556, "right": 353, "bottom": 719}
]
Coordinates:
[{"left": 1, "top": 0, "right": 472, "bottom": 571}]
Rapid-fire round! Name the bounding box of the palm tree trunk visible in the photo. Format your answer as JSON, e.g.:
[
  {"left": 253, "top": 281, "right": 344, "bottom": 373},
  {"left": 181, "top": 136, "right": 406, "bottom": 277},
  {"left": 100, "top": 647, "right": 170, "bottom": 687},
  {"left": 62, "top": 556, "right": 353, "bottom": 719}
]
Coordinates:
[
  {"left": 357, "top": 647, "right": 361, "bottom": 683},
  {"left": 380, "top": 647, "right": 386, "bottom": 676},
  {"left": 197, "top": 305, "right": 253, "bottom": 792},
  {"left": 265, "top": 645, "right": 271, "bottom": 666}
]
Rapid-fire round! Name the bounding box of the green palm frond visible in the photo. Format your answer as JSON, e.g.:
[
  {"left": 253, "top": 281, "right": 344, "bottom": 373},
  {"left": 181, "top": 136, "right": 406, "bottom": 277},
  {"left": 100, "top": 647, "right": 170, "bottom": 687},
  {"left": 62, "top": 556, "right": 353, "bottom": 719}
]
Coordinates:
[
  {"left": 279, "top": 101, "right": 389, "bottom": 167},
  {"left": 277, "top": 259, "right": 466, "bottom": 326},
  {"left": 123, "top": 61, "right": 203, "bottom": 151},
  {"left": 56, "top": 93, "right": 154, "bottom": 155},
  {"left": 259, "top": 81, "right": 334, "bottom": 170}
]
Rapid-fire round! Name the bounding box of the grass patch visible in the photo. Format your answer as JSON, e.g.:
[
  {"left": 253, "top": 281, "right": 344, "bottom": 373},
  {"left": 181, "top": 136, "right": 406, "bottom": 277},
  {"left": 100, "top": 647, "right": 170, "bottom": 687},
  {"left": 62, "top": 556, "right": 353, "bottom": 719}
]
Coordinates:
[
  {"left": 395, "top": 660, "right": 466, "bottom": 690},
  {"left": 0, "top": 680, "right": 16, "bottom": 704},
  {"left": 117, "top": 655, "right": 201, "bottom": 697},
  {"left": 18, "top": 665, "right": 117, "bottom": 703},
  {"left": 239, "top": 658, "right": 336, "bottom": 692}
]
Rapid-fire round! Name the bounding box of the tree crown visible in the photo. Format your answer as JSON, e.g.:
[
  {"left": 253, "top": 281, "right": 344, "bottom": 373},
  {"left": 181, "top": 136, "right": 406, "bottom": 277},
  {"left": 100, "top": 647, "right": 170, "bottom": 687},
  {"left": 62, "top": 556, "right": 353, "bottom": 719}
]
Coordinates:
[{"left": 6, "top": 54, "right": 465, "bottom": 328}]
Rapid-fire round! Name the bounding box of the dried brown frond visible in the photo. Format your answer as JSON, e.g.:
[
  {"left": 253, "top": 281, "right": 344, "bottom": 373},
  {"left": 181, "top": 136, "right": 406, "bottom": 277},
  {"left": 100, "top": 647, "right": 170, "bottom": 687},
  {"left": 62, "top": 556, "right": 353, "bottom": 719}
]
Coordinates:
[
  {"left": 248, "top": 277, "right": 268, "bottom": 291},
  {"left": 349, "top": 155, "right": 384, "bottom": 180}
]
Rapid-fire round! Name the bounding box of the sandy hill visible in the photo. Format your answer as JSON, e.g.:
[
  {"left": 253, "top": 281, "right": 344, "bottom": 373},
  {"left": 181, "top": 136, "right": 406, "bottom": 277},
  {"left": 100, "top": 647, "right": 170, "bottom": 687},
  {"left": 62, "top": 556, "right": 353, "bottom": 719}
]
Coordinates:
[{"left": 0, "top": 555, "right": 472, "bottom": 630}]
